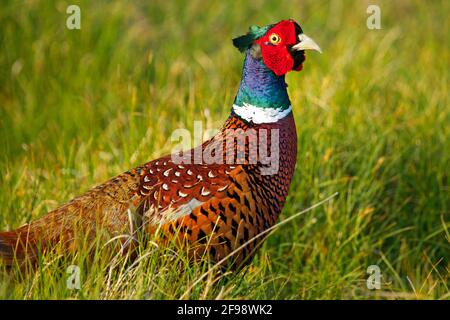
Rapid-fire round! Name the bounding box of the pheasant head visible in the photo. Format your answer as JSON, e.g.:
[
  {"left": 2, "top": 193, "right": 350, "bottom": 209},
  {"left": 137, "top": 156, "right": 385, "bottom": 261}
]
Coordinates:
[{"left": 232, "top": 19, "right": 321, "bottom": 76}]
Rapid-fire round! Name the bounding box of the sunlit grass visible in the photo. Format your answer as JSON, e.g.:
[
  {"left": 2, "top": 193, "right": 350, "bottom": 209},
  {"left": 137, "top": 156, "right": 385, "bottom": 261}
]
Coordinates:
[{"left": 0, "top": 0, "right": 448, "bottom": 299}]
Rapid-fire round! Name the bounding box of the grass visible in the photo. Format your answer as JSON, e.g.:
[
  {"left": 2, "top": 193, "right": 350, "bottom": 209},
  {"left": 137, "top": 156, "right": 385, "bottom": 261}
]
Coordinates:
[{"left": 0, "top": 0, "right": 448, "bottom": 299}]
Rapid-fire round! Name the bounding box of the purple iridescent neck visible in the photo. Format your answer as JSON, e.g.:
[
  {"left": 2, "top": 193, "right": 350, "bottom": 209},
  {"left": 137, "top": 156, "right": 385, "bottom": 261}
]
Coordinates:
[{"left": 234, "top": 50, "right": 291, "bottom": 110}]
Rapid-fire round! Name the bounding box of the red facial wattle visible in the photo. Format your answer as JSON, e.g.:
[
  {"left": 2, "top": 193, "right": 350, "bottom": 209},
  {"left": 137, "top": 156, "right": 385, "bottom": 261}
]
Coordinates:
[{"left": 255, "top": 20, "right": 301, "bottom": 76}]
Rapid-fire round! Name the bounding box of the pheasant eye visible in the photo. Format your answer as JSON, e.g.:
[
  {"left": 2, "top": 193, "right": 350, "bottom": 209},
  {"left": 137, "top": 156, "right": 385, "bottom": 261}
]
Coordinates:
[{"left": 269, "top": 33, "right": 281, "bottom": 45}]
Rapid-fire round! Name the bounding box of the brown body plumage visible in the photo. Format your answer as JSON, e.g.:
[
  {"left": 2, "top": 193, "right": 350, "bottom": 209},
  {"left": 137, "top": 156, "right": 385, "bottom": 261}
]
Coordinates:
[{"left": 0, "top": 113, "right": 297, "bottom": 267}]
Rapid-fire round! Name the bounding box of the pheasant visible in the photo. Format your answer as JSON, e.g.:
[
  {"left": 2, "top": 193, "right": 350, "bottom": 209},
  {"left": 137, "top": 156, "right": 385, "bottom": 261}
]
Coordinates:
[{"left": 0, "top": 19, "right": 321, "bottom": 269}]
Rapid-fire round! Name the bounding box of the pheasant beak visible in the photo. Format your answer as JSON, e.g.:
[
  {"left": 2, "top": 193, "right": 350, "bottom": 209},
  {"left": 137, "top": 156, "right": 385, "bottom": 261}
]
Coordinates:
[{"left": 292, "top": 34, "right": 322, "bottom": 53}]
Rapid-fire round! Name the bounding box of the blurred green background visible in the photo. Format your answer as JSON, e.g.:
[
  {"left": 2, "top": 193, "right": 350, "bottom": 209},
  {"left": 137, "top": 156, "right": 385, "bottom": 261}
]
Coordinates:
[{"left": 0, "top": 0, "right": 448, "bottom": 299}]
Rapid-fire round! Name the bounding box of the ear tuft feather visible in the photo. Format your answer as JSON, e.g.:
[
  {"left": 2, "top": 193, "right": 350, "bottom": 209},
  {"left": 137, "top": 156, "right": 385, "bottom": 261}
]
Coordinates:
[{"left": 232, "top": 24, "right": 272, "bottom": 52}]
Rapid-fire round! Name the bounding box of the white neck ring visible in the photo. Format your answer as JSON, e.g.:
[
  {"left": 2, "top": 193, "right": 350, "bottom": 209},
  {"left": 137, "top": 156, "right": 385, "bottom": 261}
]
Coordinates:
[{"left": 232, "top": 103, "right": 292, "bottom": 124}]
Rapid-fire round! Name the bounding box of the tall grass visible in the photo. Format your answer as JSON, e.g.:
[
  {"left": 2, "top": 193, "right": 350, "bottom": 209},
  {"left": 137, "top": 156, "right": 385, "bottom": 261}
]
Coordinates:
[{"left": 0, "top": 0, "right": 448, "bottom": 299}]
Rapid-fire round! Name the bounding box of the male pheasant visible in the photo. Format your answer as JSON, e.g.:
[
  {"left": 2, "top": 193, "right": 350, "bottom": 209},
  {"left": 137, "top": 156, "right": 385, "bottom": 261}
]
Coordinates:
[{"left": 0, "top": 19, "right": 321, "bottom": 269}]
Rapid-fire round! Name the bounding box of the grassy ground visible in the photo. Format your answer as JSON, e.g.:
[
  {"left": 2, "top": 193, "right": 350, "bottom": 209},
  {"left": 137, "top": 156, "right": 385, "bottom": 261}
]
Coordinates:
[{"left": 0, "top": 0, "right": 448, "bottom": 299}]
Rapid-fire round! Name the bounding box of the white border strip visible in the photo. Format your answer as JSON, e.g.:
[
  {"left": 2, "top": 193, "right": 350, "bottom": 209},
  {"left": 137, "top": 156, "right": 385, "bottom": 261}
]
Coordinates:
[{"left": 233, "top": 103, "right": 292, "bottom": 124}]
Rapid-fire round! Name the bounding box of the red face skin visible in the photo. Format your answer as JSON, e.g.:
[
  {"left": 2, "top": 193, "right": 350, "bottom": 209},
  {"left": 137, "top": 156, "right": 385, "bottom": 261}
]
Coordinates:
[{"left": 255, "top": 20, "right": 304, "bottom": 76}]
